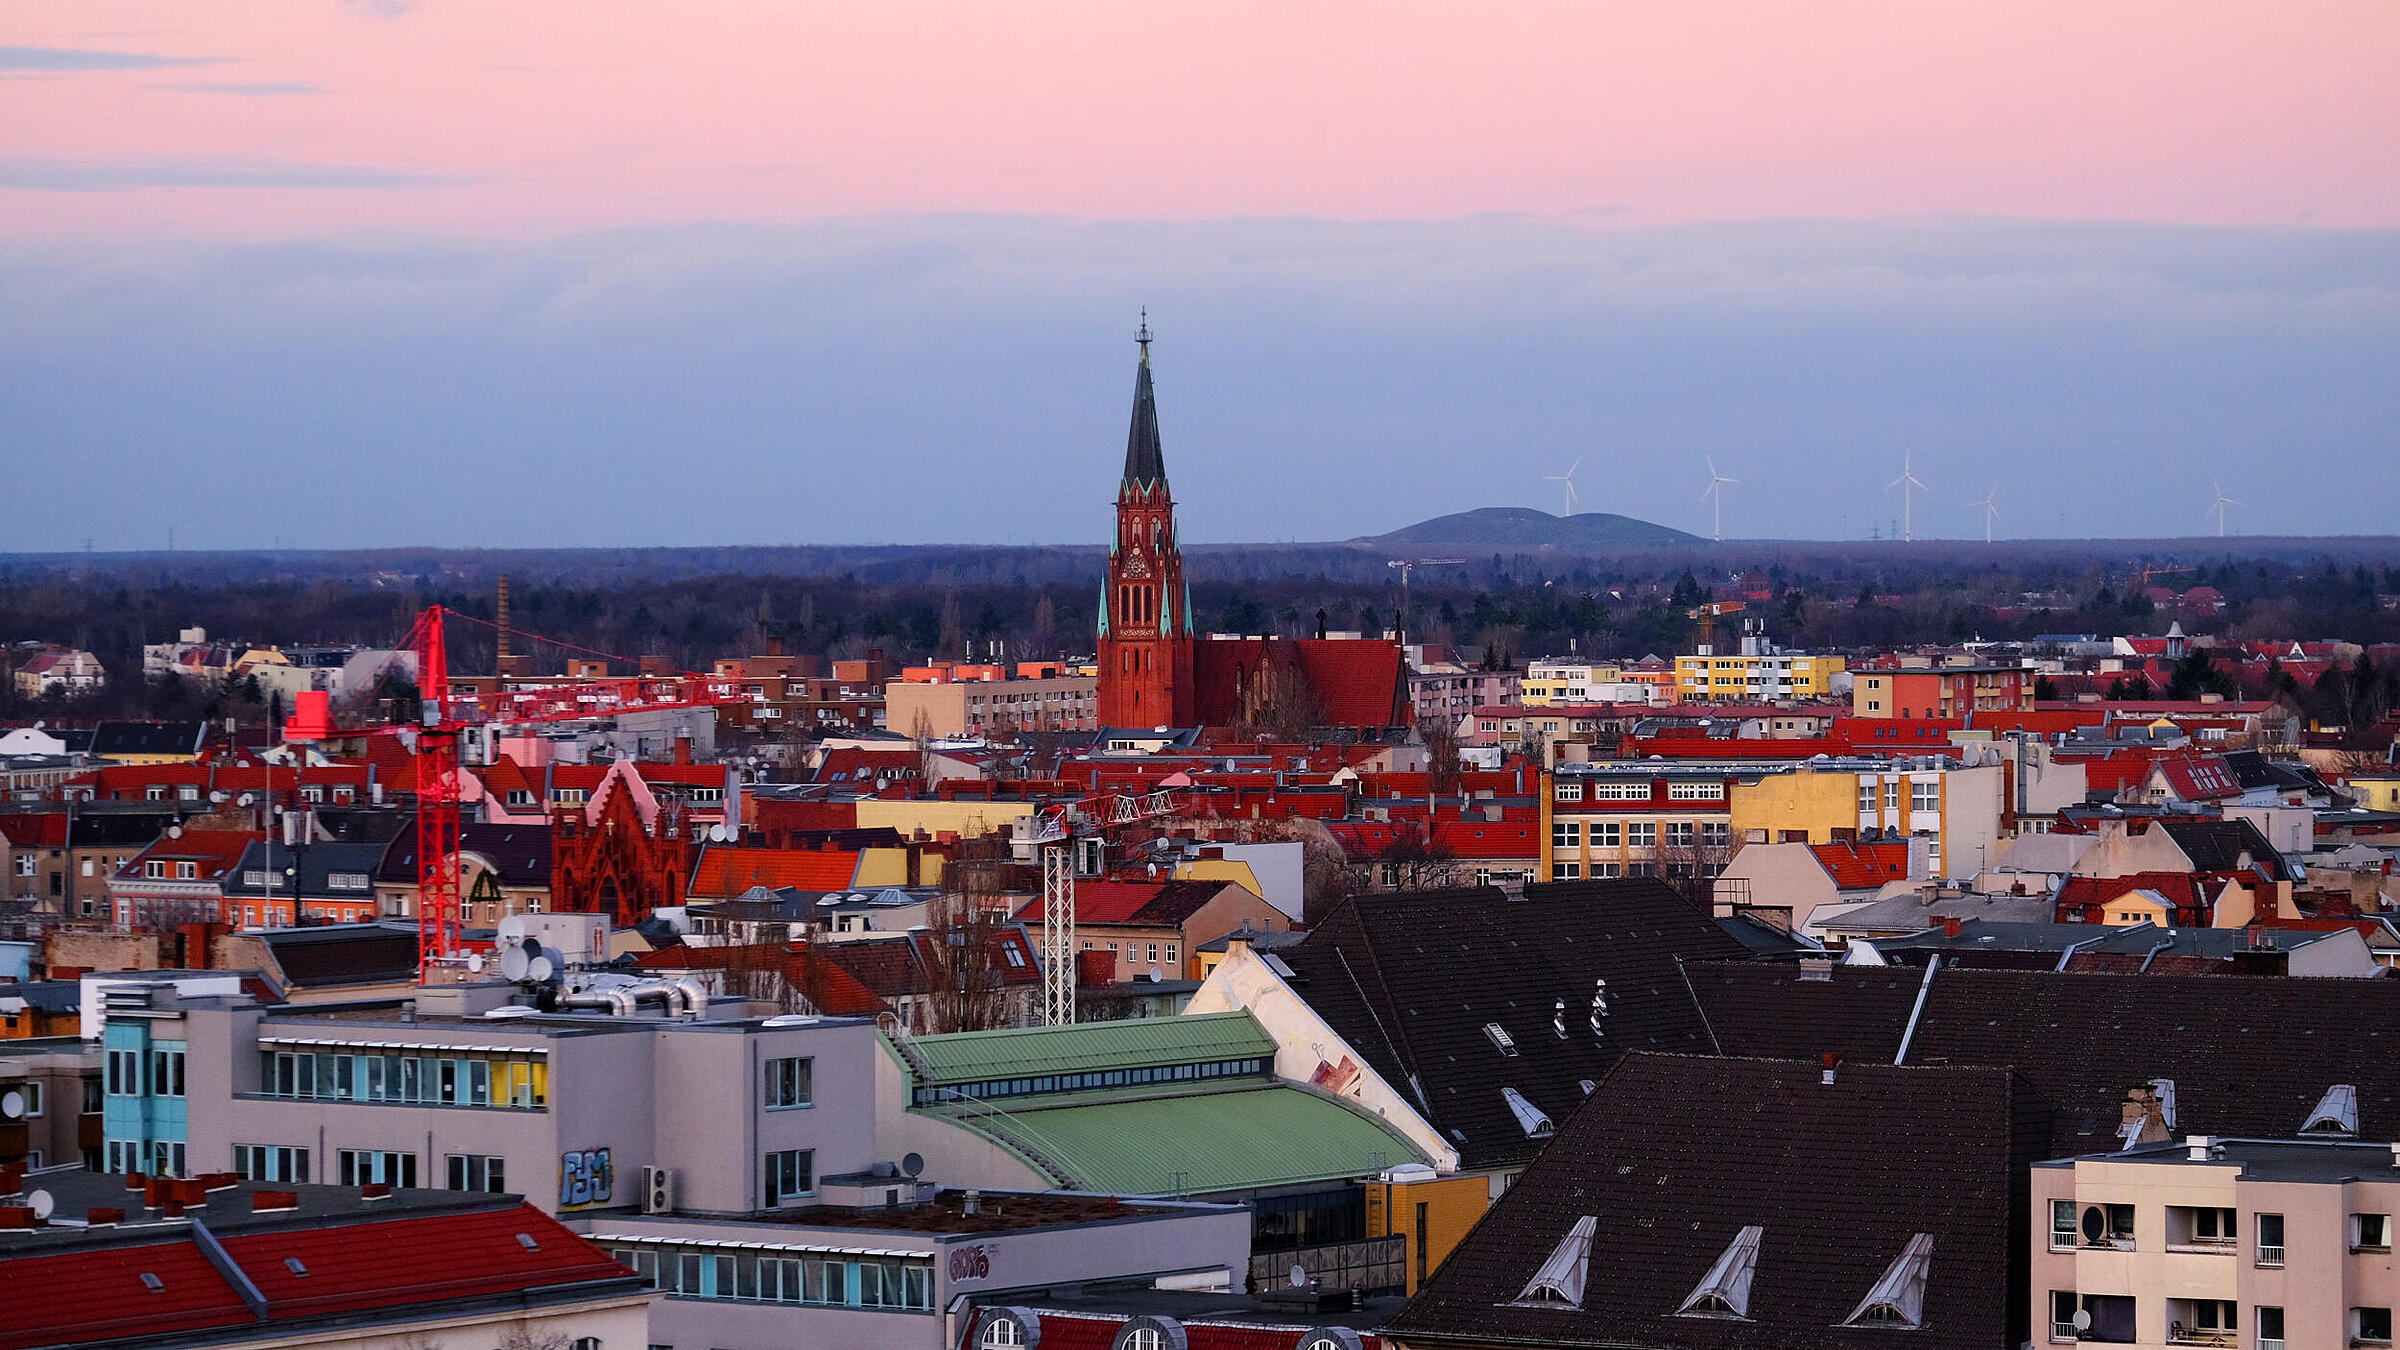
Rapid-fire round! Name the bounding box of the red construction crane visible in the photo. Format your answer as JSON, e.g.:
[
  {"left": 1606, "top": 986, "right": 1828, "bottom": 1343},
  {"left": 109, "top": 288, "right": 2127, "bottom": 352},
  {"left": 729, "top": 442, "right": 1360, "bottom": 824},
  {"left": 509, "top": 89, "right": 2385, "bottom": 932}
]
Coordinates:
[{"left": 394, "top": 604, "right": 742, "bottom": 981}]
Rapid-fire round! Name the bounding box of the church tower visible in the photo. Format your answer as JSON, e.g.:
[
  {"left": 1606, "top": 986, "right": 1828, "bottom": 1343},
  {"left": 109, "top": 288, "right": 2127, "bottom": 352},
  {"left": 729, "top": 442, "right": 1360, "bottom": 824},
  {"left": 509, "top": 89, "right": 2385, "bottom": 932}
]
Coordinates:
[{"left": 1097, "top": 317, "right": 1195, "bottom": 728}]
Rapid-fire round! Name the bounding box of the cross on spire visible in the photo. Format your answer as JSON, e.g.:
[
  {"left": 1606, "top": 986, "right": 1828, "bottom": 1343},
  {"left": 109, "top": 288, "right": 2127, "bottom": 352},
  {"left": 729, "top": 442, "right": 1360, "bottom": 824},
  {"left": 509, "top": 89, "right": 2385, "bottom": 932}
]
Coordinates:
[{"left": 1137, "top": 307, "right": 1151, "bottom": 362}]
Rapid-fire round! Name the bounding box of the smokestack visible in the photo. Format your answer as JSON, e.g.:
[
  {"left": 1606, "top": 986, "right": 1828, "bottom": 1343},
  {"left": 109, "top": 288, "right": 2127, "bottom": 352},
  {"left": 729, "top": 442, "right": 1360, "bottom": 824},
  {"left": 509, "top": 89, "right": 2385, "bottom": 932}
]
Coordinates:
[{"left": 497, "top": 573, "right": 512, "bottom": 664}]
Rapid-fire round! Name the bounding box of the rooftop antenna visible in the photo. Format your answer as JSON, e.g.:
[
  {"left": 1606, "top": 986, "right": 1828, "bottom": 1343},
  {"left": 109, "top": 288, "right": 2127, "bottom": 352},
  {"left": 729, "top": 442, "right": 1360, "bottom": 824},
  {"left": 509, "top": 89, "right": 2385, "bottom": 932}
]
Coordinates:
[
  {"left": 1968, "top": 484, "right": 2000, "bottom": 543},
  {"left": 1887, "top": 451, "right": 1929, "bottom": 542},
  {"left": 2207, "top": 480, "right": 2242, "bottom": 538},
  {"left": 1543, "top": 456, "right": 1583, "bottom": 518},
  {"left": 1701, "top": 456, "right": 1738, "bottom": 543}
]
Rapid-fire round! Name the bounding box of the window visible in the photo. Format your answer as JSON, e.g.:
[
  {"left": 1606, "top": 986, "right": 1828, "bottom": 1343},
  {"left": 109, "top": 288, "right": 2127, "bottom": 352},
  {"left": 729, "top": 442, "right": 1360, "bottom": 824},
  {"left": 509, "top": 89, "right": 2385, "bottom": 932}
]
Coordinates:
[
  {"left": 2169, "top": 1299, "right": 2234, "bottom": 1339},
  {"left": 1884, "top": 781, "right": 1901, "bottom": 809},
  {"left": 2050, "top": 1200, "right": 2078, "bottom": 1249},
  {"left": 1551, "top": 821, "right": 1580, "bottom": 849},
  {"left": 2257, "top": 1305, "right": 2283, "bottom": 1350},
  {"left": 446, "top": 1154, "right": 506, "bottom": 1192},
  {"left": 1627, "top": 822, "right": 1656, "bottom": 849},
  {"left": 1700, "top": 821, "right": 1731, "bottom": 847},
  {"left": 764, "top": 1148, "right": 813, "bottom": 1206},
  {"left": 2360, "top": 1308, "right": 2394, "bottom": 1346},
  {"left": 1911, "top": 780, "right": 1940, "bottom": 813},
  {"left": 1123, "top": 1330, "right": 1165, "bottom": 1350},
  {"left": 1667, "top": 781, "right": 1724, "bottom": 801},
  {"left": 1665, "top": 822, "right": 1695, "bottom": 848},
  {"left": 107, "top": 1049, "right": 142, "bottom": 1096},
  {"left": 337, "top": 1149, "right": 417, "bottom": 1187},
  {"left": 175, "top": 861, "right": 196, "bottom": 880},
  {"left": 2358, "top": 1213, "right": 2392, "bottom": 1253},
  {"left": 2256, "top": 1211, "right": 2284, "bottom": 1265},
  {"left": 233, "top": 1144, "right": 311, "bottom": 1183},
  {"left": 14, "top": 1082, "right": 38, "bottom": 1117},
  {"left": 1553, "top": 782, "right": 1583, "bottom": 803},
  {"left": 81, "top": 1077, "right": 102, "bottom": 1113},
  {"left": 2050, "top": 1290, "right": 2079, "bottom": 1343},
  {"left": 150, "top": 1045, "right": 186, "bottom": 1098},
  {"left": 1554, "top": 863, "right": 1580, "bottom": 880},
  {"left": 144, "top": 860, "right": 166, "bottom": 879},
  {"left": 981, "top": 1317, "right": 1027, "bottom": 1348}
]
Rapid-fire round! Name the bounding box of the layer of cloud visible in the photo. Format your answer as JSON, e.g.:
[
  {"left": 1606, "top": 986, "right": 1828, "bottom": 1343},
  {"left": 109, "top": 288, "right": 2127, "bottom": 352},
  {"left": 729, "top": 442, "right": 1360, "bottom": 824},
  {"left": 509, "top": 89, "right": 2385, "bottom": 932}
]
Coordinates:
[
  {"left": 153, "top": 80, "right": 327, "bottom": 97},
  {"left": 0, "top": 157, "right": 471, "bottom": 192},
  {"left": 0, "top": 45, "right": 219, "bottom": 71},
  {"left": 0, "top": 215, "right": 2392, "bottom": 551}
]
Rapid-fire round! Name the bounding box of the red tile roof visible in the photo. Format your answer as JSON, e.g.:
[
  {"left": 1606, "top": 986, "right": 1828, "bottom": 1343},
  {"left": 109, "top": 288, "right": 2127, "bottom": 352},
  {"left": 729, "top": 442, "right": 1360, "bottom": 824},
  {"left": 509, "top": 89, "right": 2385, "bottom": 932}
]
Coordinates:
[
  {"left": 632, "top": 942, "right": 890, "bottom": 1015},
  {"left": 1189, "top": 637, "right": 1408, "bottom": 729},
  {"left": 689, "top": 845, "right": 860, "bottom": 897},
  {"left": 112, "top": 829, "right": 263, "bottom": 883},
  {"left": 220, "top": 1204, "right": 630, "bottom": 1320},
  {"left": 1809, "top": 840, "right": 1913, "bottom": 889},
  {"left": 0, "top": 1239, "right": 250, "bottom": 1350}
]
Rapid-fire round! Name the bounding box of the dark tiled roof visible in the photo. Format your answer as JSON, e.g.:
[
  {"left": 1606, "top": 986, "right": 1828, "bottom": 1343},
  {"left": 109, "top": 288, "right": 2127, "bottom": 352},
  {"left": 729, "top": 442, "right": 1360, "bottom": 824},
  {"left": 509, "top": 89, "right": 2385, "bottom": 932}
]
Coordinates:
[
  {"left": 2159, "top": 817, "right": 2290, "bottom": 879},
  {"left": 1691, "top": 963, "right": 2400, "bottom": 1155},
  {"left": 255, "top": 924, "right": 423, "bottom": 988},
  {"left": 1122, "top": 340, "right": 1166, "bottom": 492},
  {"left": 221, "top": 841, "right": 395, "bottom": 899},
  {"left": 1276, "top": 880, "right": 1750, "bottom": 1170},
  {"left": 1385, "top": 1053, "right": 2038, "bottom": 1350},
  {"left": 375, "top": 819, "right": 551, "bottom": 886},
  {"left": 83, "top": 721, "right": 206, "bottom": 758}
]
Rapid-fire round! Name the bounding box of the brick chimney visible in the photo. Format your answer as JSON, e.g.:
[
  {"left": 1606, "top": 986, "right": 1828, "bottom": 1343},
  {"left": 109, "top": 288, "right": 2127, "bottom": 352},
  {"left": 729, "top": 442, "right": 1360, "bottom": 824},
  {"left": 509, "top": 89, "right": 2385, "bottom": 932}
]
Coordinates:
[{"left": 1941, "top": 916, "right": 1963, "bottom": 938}]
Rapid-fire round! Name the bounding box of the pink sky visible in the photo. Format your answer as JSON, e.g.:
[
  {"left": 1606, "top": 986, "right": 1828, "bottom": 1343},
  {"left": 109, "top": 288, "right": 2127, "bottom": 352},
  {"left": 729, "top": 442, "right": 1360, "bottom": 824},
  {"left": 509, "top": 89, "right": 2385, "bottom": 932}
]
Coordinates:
[{"left": 3, "top": 1, "right": 2396, "bottom": 238}]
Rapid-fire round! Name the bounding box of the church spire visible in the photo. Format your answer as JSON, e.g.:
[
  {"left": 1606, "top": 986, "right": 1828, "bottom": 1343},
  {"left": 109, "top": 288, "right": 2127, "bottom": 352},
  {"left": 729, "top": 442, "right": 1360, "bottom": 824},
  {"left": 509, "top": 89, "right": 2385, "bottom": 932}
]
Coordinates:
[{"left": 1122, "top": 310, "right": 1167, "bottom": 493}]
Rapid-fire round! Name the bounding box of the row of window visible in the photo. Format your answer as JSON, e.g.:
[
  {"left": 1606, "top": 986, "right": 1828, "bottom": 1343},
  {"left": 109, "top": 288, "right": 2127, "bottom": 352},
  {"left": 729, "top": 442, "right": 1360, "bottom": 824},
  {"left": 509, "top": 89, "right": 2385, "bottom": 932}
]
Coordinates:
[
  {"left": 911, "top": 1057, "right": 1268, "bottom": 1107},
  {"left": 2049, "top": 1200, "right": 2379, "bottom": 1260},
  {"left": 107, "top": 1045, "right": 186, "bottom": 1098},
  {"left": 220, "top": 1142, "right": 508, "bottom": 1192},
  {"left": 1551, "top": 821, "right": 1731, "bottom": 850},
  {"left": 105, "top": 1140, "right": 184, "bottom": 1176},
  {"left": 605, "top": 1244, "right": 934, "bottom": 1312},
  {"left": 1554, "top": 861, "right": 1724, "bottom": 880},
  {"left": 2049, "top": 1292, "right": 2334, "bottom": 1348},
  {"left": 1858, "top": 781, "right": 1942, "bottom": 813},
  {"left": 1553, "top": 781, "right": 1680, "bottom": 803},
  {"left": 256, "top": 1049, "right": 548, "bottom": 1109}
]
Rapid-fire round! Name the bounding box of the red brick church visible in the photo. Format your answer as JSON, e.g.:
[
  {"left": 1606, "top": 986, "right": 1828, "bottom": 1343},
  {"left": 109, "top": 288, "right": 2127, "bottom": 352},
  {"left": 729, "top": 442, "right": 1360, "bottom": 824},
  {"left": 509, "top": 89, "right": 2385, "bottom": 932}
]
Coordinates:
[{"left": 1095, "top": 324, "right": 1408, "bottom": 732}]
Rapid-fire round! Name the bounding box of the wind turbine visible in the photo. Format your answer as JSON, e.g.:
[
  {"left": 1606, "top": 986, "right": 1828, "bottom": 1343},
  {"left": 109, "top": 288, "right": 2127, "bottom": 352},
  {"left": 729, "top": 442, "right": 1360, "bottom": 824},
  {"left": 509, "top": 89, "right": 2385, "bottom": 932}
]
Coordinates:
[
  {"left": 1700, "top": 456, "right": 1738, "bottom": 543},
  {"left": 1887, "top": 451, "right": 1929, "bottom": 542},
  {"left": 1968, "top": 484, "right": 2000, "bottom": 543},
  {"left": 2207, "top": 481, "right": 2242, "bottom": 538},
  {"left": 1543, "top": 457, "right": 1582, "bottom": 518}
]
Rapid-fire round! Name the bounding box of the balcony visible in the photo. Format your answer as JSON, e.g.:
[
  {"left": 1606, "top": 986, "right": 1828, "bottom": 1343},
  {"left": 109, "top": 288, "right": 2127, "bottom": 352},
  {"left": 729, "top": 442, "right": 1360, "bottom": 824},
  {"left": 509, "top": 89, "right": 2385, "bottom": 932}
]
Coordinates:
[{"left": 2256, "top": 1243, "right": 2284, "bottom": 1267}]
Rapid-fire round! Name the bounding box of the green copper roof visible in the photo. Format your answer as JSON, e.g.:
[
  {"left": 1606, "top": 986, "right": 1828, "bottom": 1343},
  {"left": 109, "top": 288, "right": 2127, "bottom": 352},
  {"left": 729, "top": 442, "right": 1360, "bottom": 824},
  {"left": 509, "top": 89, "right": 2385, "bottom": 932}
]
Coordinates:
[
  {"left": 906, "top": 1011, "right": 1274, "bottom": 1087},
  {"left": 930, "top": 1082, "right": 1428, "bottom": 1195},
  {"left": 1122, "top": 334, "right": 1167, "bottom": 492}
]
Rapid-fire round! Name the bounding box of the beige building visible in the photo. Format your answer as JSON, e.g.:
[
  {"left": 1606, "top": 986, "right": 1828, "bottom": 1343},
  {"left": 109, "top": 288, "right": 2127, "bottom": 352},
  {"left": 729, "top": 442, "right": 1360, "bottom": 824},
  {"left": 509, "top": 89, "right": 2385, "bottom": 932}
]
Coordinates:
[
  {"left": 883, "top": 672, "right": 1099, "bottom": 738},
  {"left": 2033, "top": 1131, "right": 2400, "bottom": 1348}
]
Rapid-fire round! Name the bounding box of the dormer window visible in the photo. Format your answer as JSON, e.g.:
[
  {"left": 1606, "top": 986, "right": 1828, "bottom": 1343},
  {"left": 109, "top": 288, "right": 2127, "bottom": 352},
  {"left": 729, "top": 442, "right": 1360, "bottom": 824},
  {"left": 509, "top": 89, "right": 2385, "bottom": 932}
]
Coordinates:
[
  {"left": 1502, "top": 1086, "right": 1553, "bottom": 1139},
  {"left": 1675, "top": 1225, "right": 1763, "bottom": 1320},
  {"left": 1842, "top": 1233, "right": 1933, "bottom": 1329},
  {"left": 1509, "top": 1215, "right": 1596, "bottom": 1309},
  {"left": 2303, "top": 1083, "right": 2360, "bottom": 1136}
]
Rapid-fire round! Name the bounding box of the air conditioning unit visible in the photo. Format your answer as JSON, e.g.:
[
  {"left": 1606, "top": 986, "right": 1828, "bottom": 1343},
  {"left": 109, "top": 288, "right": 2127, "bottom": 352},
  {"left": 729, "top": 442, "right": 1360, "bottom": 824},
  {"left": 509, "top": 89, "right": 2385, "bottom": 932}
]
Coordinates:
[{"left": 641, "top": 1166, "right": 674, "bottom": 1215}]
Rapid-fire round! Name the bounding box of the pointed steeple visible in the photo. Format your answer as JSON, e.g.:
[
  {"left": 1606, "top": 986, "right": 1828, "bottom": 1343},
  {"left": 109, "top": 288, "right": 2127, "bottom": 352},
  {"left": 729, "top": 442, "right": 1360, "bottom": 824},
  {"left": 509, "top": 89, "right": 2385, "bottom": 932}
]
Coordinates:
[{"left": 1122, "top": 311, "right": 1167, "bottom": 493}]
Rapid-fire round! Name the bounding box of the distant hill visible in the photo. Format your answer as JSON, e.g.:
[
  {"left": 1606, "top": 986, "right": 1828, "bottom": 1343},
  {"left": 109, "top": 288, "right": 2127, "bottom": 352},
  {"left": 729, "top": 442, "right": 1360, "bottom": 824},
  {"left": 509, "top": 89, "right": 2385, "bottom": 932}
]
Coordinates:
[{"left": 1365, "top": 506, "right": 1705, "bottom": 550}]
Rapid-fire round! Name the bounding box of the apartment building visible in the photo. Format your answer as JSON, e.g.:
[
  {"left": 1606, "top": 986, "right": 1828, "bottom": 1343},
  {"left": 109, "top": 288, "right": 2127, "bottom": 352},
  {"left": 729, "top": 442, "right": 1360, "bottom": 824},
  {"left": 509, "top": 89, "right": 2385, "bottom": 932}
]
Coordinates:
[
  {"left": 1673, "top": 630, "right": 1846, "bottom": 703},
  {"left": 2033, "top": 1133, "right": 2400, "bottom": 1348},
  {"left": 884, "top": 667, "right": 1100, "bottom": 738},
  {"left": 1854, "top": 663, "right": 2037, "bottom": 718}
]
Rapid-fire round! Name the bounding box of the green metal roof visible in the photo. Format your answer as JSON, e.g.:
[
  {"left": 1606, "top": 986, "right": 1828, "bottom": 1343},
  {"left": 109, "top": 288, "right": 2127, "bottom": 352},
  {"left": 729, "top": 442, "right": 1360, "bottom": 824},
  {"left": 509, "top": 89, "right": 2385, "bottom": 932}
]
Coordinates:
[
  {"left": 931, "top": 1082, "right": 1428, "bottom": 1195},
  {"left": 905, "top": 1011, "right": 1275, "bottom": 1087}
]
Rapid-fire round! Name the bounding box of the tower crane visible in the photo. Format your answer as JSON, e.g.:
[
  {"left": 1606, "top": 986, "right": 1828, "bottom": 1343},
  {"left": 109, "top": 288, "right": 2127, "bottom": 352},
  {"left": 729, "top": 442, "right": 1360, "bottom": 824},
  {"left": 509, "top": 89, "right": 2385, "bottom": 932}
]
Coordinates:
[
  {"left": 1386, "top": 558, "right": 1465, "bottom": 642},
  {"left": 1023, "top": 789, "right": 1184, "bottom": 1026},
  {"left": 1686, "top": 600, "right": 1747, "bottom": 653},
  {"left": 380, "top": 605, "right": 743, "bottom": 981}
]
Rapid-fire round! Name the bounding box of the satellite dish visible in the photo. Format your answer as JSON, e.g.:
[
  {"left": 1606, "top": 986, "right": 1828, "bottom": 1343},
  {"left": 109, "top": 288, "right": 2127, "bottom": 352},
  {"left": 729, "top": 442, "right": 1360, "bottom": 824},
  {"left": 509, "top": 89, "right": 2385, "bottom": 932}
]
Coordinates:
[
  {"left": 499, "top": 945, "right": 531, "bottom": 981},
  {"left": 165, "top": 825, "right": 183, "bottom": 840},
  {"left": 901, "top": 1152, "right": 925, "bottom": 1178},
  {"left": 2081, "top": 1206, "right": 2105, "bottom": 1243},
  {"left": 526, "top": 955, "right": 554, "bottom": 983},
  {"left": 237, "top": 793, "right": 255, "bottom": 807},
  {"left": 26, "top": 1190, "right": 53, "bottom": 1221},
  {"left": 466, "top": 951, "right": 485, "bottom": 974},
  {"left": 1289, "top": 1264, "right": 1309, "bottom": 1289},
  {"left": 497, "top": 915, "right": 526, "bottom": 943},
  {"left": 0, "top": 1090, "right": 22, "bottom": 1119},
  {"left": 709, "top": 824, "right": 729, "bottom": 844},
  {"left": 2072, "top": 1310, "right": 2092, "bottom": 1332}
]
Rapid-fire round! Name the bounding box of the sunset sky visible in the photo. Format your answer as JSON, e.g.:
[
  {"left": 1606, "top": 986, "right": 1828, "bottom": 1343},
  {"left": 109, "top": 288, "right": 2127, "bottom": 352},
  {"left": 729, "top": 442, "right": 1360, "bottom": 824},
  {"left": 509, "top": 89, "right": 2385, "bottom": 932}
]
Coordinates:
[{"left": 3, "top": 2, "right": 2396, "bottom": 548}]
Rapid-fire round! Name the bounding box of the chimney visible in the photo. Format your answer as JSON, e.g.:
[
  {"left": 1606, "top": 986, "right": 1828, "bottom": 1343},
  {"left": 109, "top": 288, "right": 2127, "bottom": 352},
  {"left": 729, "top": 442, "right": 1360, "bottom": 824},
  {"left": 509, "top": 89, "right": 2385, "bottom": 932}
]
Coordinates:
[
  {"left": 1821, "top": 1052, "right": 1840, "bottom": 1085},
  {"left": 673, "top": 733, "right": 693, "bottom": 766},
  {"left": 2186, "top": 1134, "right": 2215, "bottom": 1161},
  {"left": 961, "top": 1189, "right": 981, "bottom": 1215},
  {"left": 1941, "top": 916, "right": 1963, "bottom": 938},
  {"left": 2122, "top": 1085, "right": 2171, "bottom": 1148}
]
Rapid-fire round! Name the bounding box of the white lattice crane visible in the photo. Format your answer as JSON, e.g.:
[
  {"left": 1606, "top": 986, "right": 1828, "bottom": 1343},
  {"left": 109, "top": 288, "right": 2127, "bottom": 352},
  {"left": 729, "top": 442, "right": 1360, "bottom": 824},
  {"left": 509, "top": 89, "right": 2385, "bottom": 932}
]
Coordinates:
[{"left": 1025, "top": 789, "right": 1183, "bottom": 1025}]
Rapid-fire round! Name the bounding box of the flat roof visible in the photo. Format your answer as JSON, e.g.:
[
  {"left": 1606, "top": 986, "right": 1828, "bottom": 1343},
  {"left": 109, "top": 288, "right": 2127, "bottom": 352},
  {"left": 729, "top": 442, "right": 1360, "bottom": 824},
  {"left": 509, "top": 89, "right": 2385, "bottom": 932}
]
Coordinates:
[
  {"left": 995, "top": 1281, "right": 1407, "bottom": 1333},
  {"left": 725, "top": 1189, "right": 1225, "bottom": 1236},
  {"left": 2040, "top": 1139, "right": 2400, "bottom": 1184}
]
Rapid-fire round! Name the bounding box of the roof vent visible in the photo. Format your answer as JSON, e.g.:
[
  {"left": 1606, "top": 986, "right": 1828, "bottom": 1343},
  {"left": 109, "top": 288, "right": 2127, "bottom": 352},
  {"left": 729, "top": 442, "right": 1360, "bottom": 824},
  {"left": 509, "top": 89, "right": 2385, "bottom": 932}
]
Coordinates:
[
  {"left": 284, "top": 1258, "right": 308, "bottom": 1277},
  {"left": 1842, "top": 1233, "right": 1933, "bottom": 1329},
  {"left": 2303, "top": 1084, "right": 2360, "bottom": 1136},
  {"left": 516, "top": 1232, "right": 540, "bottom": 1251},
  {"left": 1483, "top": 1023, "right": 1519, "bottom": 1057},
  {"left": 1675, "top": 1225, "right": 1763, "bottom": 1320},
  {"left": 1508, "top": 1215, "right": 1596, "bottom": 1309},
  {"left": 140, "top": 1273, "right": 164, "bottom": 1292},
  {"left": 1502, "top": 1086, "right": 1553, "bottom": 1139}
]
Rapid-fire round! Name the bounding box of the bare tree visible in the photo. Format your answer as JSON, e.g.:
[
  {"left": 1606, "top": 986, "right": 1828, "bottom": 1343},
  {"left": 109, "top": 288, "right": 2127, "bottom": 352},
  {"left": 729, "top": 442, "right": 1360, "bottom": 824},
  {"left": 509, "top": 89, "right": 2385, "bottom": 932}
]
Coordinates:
[
  {"left": 1362, "top": 821, "right": 1464, "bottom": 893},
  {"left": 494, "top": 1324, "right": 572, "bottom": 1350},
  {"left": 1236, "top": 662, "right": 1320, "bottom": 741},
  {"left": 919, "top": 844, "right": 1015, "bottom": 1034},
  {"left": 1419, "top": 714, "right": 1463, "bottom": 798},
  {"left": 911, "top": 708, "right": 938, "bottom": 782},
  {"left": 1650, "top": 829, "right": 1736, "bottom": 909}
]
